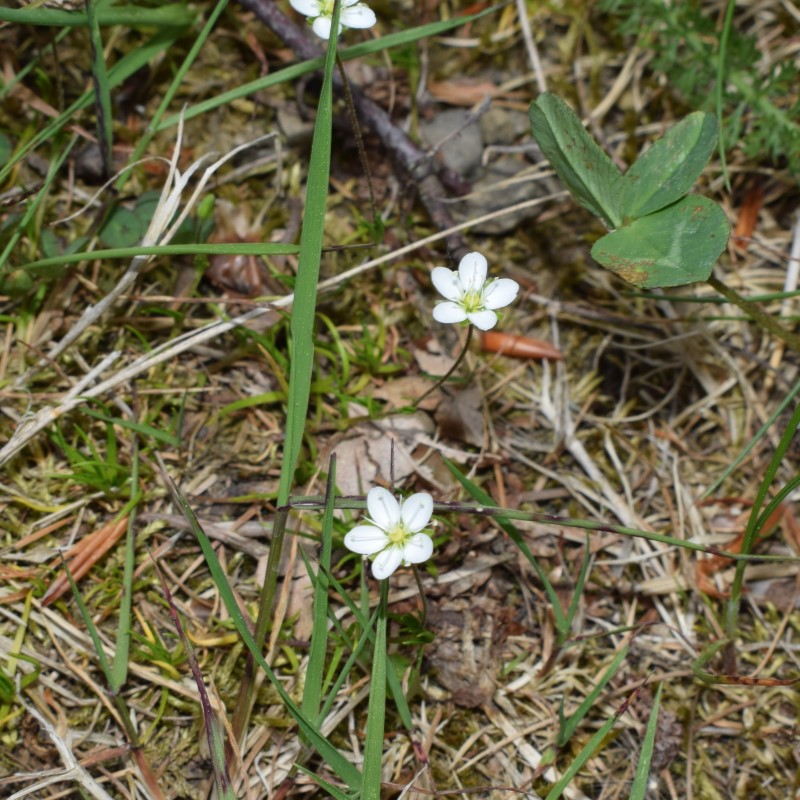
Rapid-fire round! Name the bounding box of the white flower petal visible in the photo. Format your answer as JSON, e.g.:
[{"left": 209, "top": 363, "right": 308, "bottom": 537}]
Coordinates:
[
  {"left": 311, "top": 15, "right": 333, "bottom": 38},
  {"left": 289, "top": 0, "right": 322, "bottom": 15},
  {"left": 367, "top": 486, "right": 400, "bottom": 530},
  {"left": 344, "top": 525, "right": 389, "bottom": 555},
  {"left": 341, "top": 4, "right": 376, "bottom": 28},
  {"left": 458, "top": 252, "right": 488, "bottom": 293},
  {"left": 433, "top": 301, "right": 468, "bottom": 324},
  {"left": 400, "top": 533, "right": 433, "bottom": 565},
  {"left": 467, "top": 309, "right": 498, "bottom": 330},
  {"left": 372, "top": 547, "right": 404, "bottom": 580},
  {"left": 431, "top": 267, "right": 462, "bottom": 301},
  {"left": 401, "top": 493, "right": 433, "bottom": 532},
  {"left": 483, "top": 278, "right": 519, "bottom": 310}
]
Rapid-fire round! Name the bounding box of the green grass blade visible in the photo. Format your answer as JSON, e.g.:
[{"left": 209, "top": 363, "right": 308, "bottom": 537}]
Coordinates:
[
  {"left": 110, "top": 440, "right": 139, "bottom": 690},
  {"left": 299, "top": 554, "right": 376, "bottom": 710},
  {"left": 84, "top": 0, "right": 114, "bottom": 179},
  {"left": 0, "top": 3, "right": 195, "bottom": 27},
  {"left": 545, "top": 714, "right": 618, "bottom": 800},
  {"left": 564, "top": 538, "right": 591, "bottom": 636},
  {"left": 556, "top": 645, "right": 628, "bottom": 747},
  {"left": 0, "top": 28, "right": 70, "bottom": 100},
  {"left": 0, "top": 28, "right": 184, "bottom": 184},
  {"left": 716, "top": 0, "right": 736, "bottom": 192},
  {"left": 444, "top": 458, "right": 568, "bottom": 637},
  {"left": 62, "top": 558, "right": 114, "bottom": 686},
  {"left": 0, "top": 138, "right": 76, "bottom": 274},
  {"left": 81, "top": 408, "right": 181, "bottom": 448},
  {"left": 153, "top": 556, "right": 236, "bottom": 800},
  {"left": 302, "top": 456, "right": 337, "bottom": 727},
  {"left": 317, "top": 604, "right": 380, "bottom": 727},
  {"left": 629, "top": 683, "right": 663, "bottom": 800},
  {"left": 309, "top": 555, "right": 413, "bottom": 731},
  {"left": 116, "top": 0, "right": 230, "bottom": 191},
  {"left": 4, "top": 591, "right": 33, "bottom": 679},
  {"left": 751, "top": 473, "right": 800, "bottom": 539},
  {"left": 702, "top": 374, "right": 800, "bottom": 498},
  {"left": 164, "top": 473, "right": 361, "bottom": 790},
  {"left": 362, "top": 581, "right": 389, "bottom": 800},
  {"left": 725, "top": 397, "right": 800, "bottom": 638},
  {"left": 278, "top": 22, "right": 338, "bottom": 507},
  {"left": 692, "top": 639, "right": 728, "bottom": 682},
  {"left": 156, "top": 6, "right": 503, "bottom": 132},
  {"left": 294, "top": 766, "right": 353, "bottom": 800},
  {"left": 235, "top": 0, "right": 343, "bottom": 751},
  {"left": 220, "top": 393, "right": 285, "bottom": 416},
  {"left": 23, "top": 242, "right": 299, "bottom": 273}
]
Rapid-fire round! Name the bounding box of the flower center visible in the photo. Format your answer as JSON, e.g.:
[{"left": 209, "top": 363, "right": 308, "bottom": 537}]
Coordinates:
[
  {"left": 386, "top": 522, "right": 410, "bottom": 545},
  {"left": 461, "top": 288, "right": 484, "bottom": 313},
  {"left": 319, "top": 0, "right": 335, "bottom": 15}
]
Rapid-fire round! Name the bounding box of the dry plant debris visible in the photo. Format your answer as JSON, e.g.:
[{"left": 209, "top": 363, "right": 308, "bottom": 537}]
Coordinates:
[{"left": 1, "top": 1, "right": 800, "bottom": 799}]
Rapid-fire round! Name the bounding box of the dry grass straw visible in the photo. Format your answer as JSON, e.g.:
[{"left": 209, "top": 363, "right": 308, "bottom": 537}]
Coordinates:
[{"left": 2, "top": 1, "right": 800, "bottom": 798}]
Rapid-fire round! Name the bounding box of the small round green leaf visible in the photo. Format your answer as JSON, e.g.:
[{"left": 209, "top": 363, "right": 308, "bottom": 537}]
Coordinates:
[
  {"left": 0, "top": 269, "right": 34, "bottom": 294},
  {"left": 591, "top": 196, "right": 730, "bottom": 288},
  {"left": 99, "top": 206, "right": 144, "bottom": 248}
]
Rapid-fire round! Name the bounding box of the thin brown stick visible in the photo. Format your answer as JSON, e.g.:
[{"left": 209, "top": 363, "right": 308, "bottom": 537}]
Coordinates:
[
  {"left": 336, "top": 53, "right": 378, "bottom": 228},
  {"left": 235, "top": 0, "right": 469, "bottom": 258}
]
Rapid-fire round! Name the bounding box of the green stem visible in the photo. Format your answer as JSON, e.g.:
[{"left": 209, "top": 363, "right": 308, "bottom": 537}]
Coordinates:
[
  {"left": 361, "top": 581, "right": 388, "bottom": 800},
  {"left": 707, "top": 274, "right": 800, "bottom": 352},
  {"left": 230, "top": 0, "right": 341, "bottom": 751},
  {"left": 115, "top": 0, "right": 230, "bottom": 191},
  {"left": 230, "top": 505, "right": 288, "bottom": 745},
  {"left": 288, "top": 494, "right": 800, "bottom": 565},
  {"left": 85, "top": 0, "right": 113, "bottom": 180},
  {"left": 715, "top": 0, "right": 736, "bottom": 193},
  {"left": 416, "top": 325, "right": 474, "bottom": 405},
  {"left": 412, "top": 565, "right": 428, "bottom": 629},
  {"left": 724, "top": 398, "right": 800, "bottom": 640}
]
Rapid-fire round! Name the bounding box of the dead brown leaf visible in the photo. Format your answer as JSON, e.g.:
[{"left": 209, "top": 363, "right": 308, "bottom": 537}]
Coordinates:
[{"left": 427, "top": 79, "right": 497, "bottom": 106}]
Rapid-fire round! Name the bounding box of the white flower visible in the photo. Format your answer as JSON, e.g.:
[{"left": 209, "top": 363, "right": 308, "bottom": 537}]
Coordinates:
[
  {"left": 289, "top": 0, "right": 376, "bottom": 40},
  {"left": 431, "top": 252, "right": 520, "bottom": 331},
  {"left": 344, "top": 487, "right": 434, "bottom": 580}
]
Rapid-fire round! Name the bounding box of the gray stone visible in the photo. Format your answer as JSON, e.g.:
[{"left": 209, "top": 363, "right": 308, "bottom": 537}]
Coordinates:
[
  {"left": 449, "top": 156, "right": 552, "bottom": 235},
  {"left": 479, "top": 107, "right": 530, "bottom": 146},
  {"left": 277, "top": 107, "right": 314, "bottom": 145},
  {"left": 419, "top": 108, "right": 484, "bottom": 178}
]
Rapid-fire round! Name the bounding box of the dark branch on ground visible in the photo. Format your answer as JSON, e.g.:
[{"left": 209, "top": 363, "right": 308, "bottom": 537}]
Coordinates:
[{"left": 236, "top": 0, "right": 470, "bottom": 260}]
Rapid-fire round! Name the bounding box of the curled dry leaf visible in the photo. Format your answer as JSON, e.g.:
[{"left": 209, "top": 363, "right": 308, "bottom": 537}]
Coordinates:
[
  {"left": 480, "top": 330, "right": 562, "bottom": 360},
  {"left": 427, "top": 79, "right": 497, "bottom": 106},
  {"left": 732, "top": 180, "right": 763, "bottom": 252},
  {"left": 205, "top": 252, "right": 273, "bottom": 296}
]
